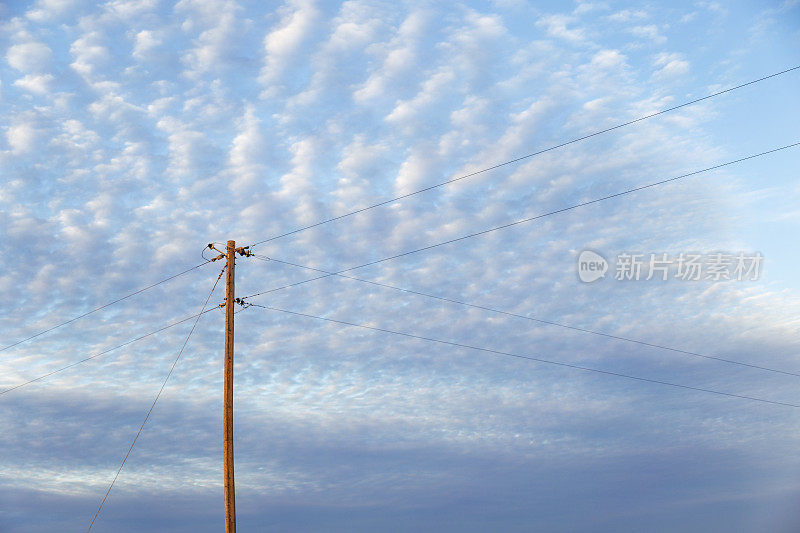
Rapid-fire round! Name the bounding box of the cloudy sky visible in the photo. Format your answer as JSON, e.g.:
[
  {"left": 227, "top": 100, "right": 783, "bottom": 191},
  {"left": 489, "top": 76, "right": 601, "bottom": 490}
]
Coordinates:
[{"left": 1, "top": 0, "right": 799, "bottom": 531}]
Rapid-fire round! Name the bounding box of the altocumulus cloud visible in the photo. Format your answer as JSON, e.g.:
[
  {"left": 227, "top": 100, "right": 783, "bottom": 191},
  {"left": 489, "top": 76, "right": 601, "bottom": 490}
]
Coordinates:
[{"left": 1, "top": 0, "right": 800, "bottom": 532}]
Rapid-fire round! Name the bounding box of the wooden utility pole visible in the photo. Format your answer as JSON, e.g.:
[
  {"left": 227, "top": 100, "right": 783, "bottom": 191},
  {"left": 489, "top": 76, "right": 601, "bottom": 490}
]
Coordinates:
[{"left": 224, "top": 240, "right": 237, "bottom": 533}]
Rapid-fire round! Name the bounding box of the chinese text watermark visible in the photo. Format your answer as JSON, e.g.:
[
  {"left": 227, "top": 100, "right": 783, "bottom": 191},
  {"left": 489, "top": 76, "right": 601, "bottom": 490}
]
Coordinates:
[{"left": 577, "top": 250, "right": 763, "bottom": 283}]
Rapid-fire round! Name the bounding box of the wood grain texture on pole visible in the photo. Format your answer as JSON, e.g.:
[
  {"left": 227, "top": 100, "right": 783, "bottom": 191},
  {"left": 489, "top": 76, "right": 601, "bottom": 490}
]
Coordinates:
[{"left": 224, "top": 240, "right": 237, "bottom": 533}]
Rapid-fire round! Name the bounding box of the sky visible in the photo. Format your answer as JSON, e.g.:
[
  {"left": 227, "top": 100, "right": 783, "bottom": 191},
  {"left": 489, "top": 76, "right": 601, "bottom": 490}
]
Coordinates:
[{"left": 1, "top": 0, "right": 799, "bottom": 531}]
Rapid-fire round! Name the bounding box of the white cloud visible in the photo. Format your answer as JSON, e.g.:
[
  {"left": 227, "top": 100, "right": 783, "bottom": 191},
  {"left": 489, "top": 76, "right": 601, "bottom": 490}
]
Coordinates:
[
  {"left": 6, "top": 41, "right": 52, "bottom": 72},
  {"left": 180, "top": 3, "right": 248, "bottom": 77},
  {"left": 446, "top": 9, "right": 508, "bottom": 78},
  {"left": 590, "top": 48, "right": 627, "bottom": 70},
  {"left": 630, "top": 24, "right": 666, "bottom": 43},
  {"left": 156, "top": 117, "right": 217, "bottom": 179},
  {"left": 87, "top": 92, "right": 144, "bottom": 125},
  {"left": 573, "top": 2, "right": 609, "bottom": 15},
  {"left": 69, "top": 31, "right": 111, "bottom": 80},
  {"left": 607, "top": 8, "right": 648, "bottom": 22},
  {"left": 25, "top": 0, "right": 83, "bottom": 23},
  {"left": 227, "top": 106, "right": 267, "bottom": 193},
  {"left": 697, "top": 1, "right": 728, "bottom": 17},
  {"left": 51, "top": 118, "right": 102, "bottom": 160},
  {"left": 132, "top": 29, "right": 161, "bottom": 60},
  {"left": 12, "top": 73, "right": 54, "bottom": 95},
  {"left": 327, "top": 14, "right": 381, "bottom": 51},
  {"left": 653, "top": 51, "right": 690, "bottom": 78},
  {"left": 353, "top": 10, "right": 430, "bottom": 102},
  {"left": 175, "top": 0, "right": 230, "bottom": 32},
  {"left": 6, "top": 121, "right": 39, "bottom": 154},
  {"left": 2, "top": 2, "right": 799, "bottom": 530},
  {"left": 334, "top": 136, "right": 388, "bottom": 208},
  {"left": 105, "top": 0, "right": 159, "bottom": 20},
  {"left": 536, "top": 13, "right": 586, "bottom": 42},
  {"left": 385, "top": 69, "right": 456, "bottom": 133},
  {"left": 259, "top": 0, "right": 320, "bottom": 94}
]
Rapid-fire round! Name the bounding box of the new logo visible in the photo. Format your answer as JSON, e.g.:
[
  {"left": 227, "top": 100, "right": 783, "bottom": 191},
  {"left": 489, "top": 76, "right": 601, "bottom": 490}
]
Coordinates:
[{"left": 577, "top": 250, "right": 608, "bottom": 283}]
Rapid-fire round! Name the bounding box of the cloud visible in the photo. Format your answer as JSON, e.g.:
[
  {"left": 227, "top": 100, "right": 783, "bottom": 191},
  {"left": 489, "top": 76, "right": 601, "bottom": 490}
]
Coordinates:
[
  {"left": 156, "top": 116, "right": 220, "bottom": 180},
  {"left": 536, "top": 13, "right": 586, "bottom": 43},
  {"left": 6, "top": 40, "right": 52, "bottom": 72},
  {"left": 353, "top": 10, "right": 430, "bottom": 102},
  {"left": 630, "top": 23, "right": 666, "bottom": 43},
  {"left": 606, "top": 8, "right": 648, "bottom": 22},
  {"left": 590, "top": 48, "right": 627, "bottom": 69},
  {"left": 226, "top": 106, "right": 267, "bottom": 193},
  {"left": 653, "top": 51, "right": 690, "bottom": 79},
  {"left": 180, "top": 2, "right": 251, "bottom": 78},
  {"left": 105, "top": 0, "right": 160, "bottom": 20},
  {"left": 698, "top": 1, "right": 729, "bottom": 17},
  {"left": 132, "top": 29, "right": 162, "bottom": 61},
  {"left": 6, "top": 118, "right": 39, "bottom": 154},
  {"left": 258, "top": 0, "right": 320, "bottom": 95},
  {"left": 12, "top": 72, "right": 54, "bottom": 94},
  {"left": 25, "top": 0, "right": 85, "bottom": 23},
  {"left": 69, "top": 30, "right": 111, "bottom": 80},
  {"left": 1, "top": 1, "right": 799, "bottom": 531},
  {"left": 385, "top": 69, "right": 456, "bottom": 133},
  {"left": 573, "top": 2, "right": 609, "bottom": 15}
]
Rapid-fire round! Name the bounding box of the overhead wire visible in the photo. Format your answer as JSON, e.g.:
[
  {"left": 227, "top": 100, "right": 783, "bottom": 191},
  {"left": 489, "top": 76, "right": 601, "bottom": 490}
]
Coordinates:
[
  {"left": 242, "top": 302, "right": 800, "bottom": 408},
  {"left": 247, "top": 65, "right": 800, "bottom": 248},
  {"left": 86, "top": 266, "right": 226, "bottom": 532},
  {"left": 0, "top": 308, "right": 217, "bottom": 396},
  {"left": 0, "top": 260, "right": 213, "bottom": 354},
  {"left": 7, "top": 69, "right": 793, "bottom": 520},
  {"left": 240, "top": 142, "right": 800, "bottom": 302},
  {"left": 249, "top": 254, "right": 800, "bottom": 378}
]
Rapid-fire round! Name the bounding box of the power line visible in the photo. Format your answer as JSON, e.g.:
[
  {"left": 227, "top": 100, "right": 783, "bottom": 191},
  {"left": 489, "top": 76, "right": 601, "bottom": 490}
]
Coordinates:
[
  {"left": 0, "top": 260, "right": 213, "bottom": 355},
  {"left": 86, "top": 267, "right": 225, "bottom": 532},
  {"left": 249, "top": 254, "right": 800, "bottom": 378},
  {"left": 0, "top": 308, "right": 217, "bottom": 397},
  {"left": 243, "top": 302, "right": 799, "bottom": 408},
  {"left": 1, "top": 305, "right": 248, "bottom": 397},
  {"left": 241, "top": 142, "right": 800, "bottom": 301},
  {"left": 248, "top": 65, "right": 800, "bottom": 248}
]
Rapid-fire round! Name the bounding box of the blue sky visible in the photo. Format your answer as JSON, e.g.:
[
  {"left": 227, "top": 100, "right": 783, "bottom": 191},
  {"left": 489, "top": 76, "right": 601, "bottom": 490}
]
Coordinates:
[{"left": 1, "top": 0, "right": 799, "bottom": 531}]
